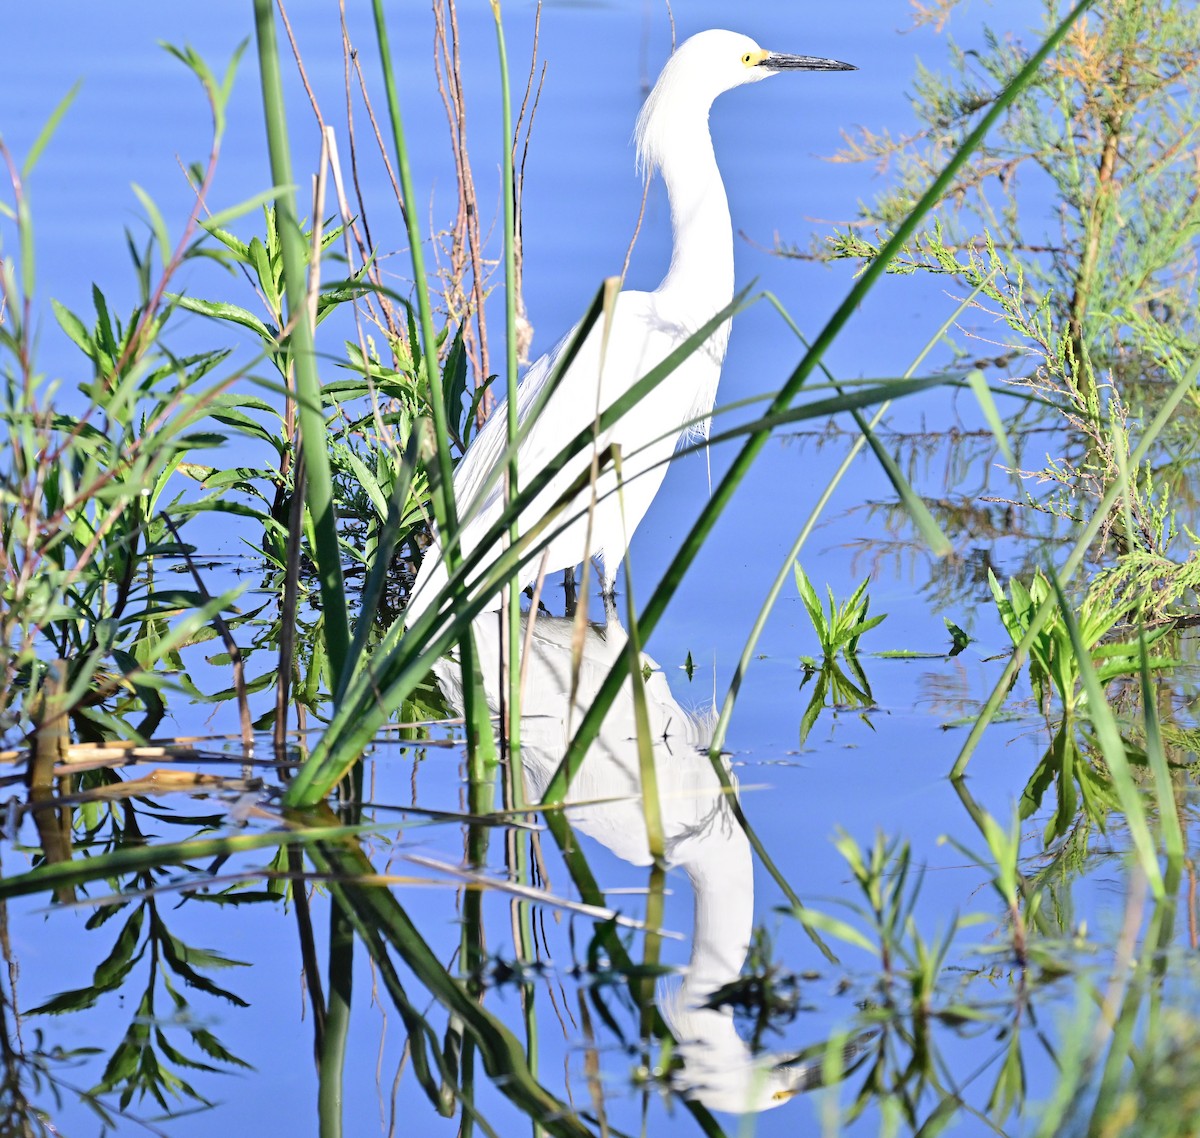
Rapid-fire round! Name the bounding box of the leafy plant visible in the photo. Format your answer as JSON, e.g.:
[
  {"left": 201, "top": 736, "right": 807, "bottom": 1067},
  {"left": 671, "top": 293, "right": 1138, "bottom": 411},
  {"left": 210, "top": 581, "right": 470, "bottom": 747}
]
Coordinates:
[
  {"left": 797, "top": 0, "right": 1200, "bottom": 632},
  {"left": 813, "top": 0, "right": 1200, "bottom": 378},
  {"left": 0, "top": 53, "right": 253, "bottom": 752},
  {"left": 29, "top": 896, "right": 251, "bottom": 1111},
  {"left": 795, "top": 566, "right": 887, "bottom": 667},
  {"left": 794, "top": 566, "right": 886, "bottom": 744}
]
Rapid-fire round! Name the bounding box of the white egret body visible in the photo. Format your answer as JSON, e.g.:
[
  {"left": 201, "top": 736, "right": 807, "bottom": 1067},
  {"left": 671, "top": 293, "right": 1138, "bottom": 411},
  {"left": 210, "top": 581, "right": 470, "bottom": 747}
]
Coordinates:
[{"left": 406, "top": 31, "right": 854, "bottom": 620}]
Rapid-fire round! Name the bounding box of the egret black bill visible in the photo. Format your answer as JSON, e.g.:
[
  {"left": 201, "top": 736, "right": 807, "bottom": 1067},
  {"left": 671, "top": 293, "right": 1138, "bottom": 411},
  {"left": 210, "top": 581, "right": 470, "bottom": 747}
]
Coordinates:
[{"left": 760, "top": 53, "right": 857, "bottom": 72}]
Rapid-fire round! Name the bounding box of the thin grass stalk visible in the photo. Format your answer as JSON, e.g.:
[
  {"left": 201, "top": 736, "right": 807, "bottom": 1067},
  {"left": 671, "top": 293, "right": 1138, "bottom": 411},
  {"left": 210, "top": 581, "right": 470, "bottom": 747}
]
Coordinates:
[
  {"left": 690, "top": 287, "right": 991, "bottom": 952},
  {"left": 1068, "top": 868, "right": 1151, "bottom": 1129},
  {"left": 288, "top": 844, "right": 327, "bottom": 1047},
  {"left": 490, "top": 0, "right": 525, "bottom": 839},
  {"left": 503, "top": 643, "right": 540, "bottom": 1127},
  {"left": 1111, "top": 414, "right": 1183, "bottom": 864},
  {"left": 765, "top": 292, "right": 954, "bottom": 558},
  {"left": 0, "top": 825, "right": 375, "bottom": 900},
  {"left": 616, "top": 492, "right": 667, "bottom": 1035},
  {"left": 462, "top": 628, "right": 499, "bottom": 1138},
  {"left": 318, "top": 897, "right": 354, "bottom": 1138},
  {"left": 1087, "top": 860, "right": 1182, "bottom": 1129},
  {"left": 613, "top": 451, "right": 664, "bottom": 863},
  {"left": 368, "top": 0, "right": 455, "bottom": 539},
  {"left": 949, "top": 349, "right": 1199, "bottom": 778},
  {"left": 275, "top": 446, "right": 306, "bottom": 749},
  {"left": 252, "top": 0, "right": 350, "bottom": 688},
  {"left": 501, "top": 641, "right": 539, "bottom": 1118},
  {"left": 368, "top": 0, "right": 497, "bottom": 786},
  {"left": 521, "top": 965, "right": 541, "bottom": 1138},
  {"left": 641, "top": 863, "right": 666, "bottom": 1043},
  {"left": 320, "top": 751, "right": 367, "bottom": 1137},
  {"left": 536, "top": 0, "right": 1098, "bottom": 812},
  {"left": 458, "top": 994, "right": 477, "bottom": 1138},
  {"left": 505, "top": 618, "right": 540, "bottom": 1121},
  {"left": 567, "top": 278, "right": 624, "bottom": 724}
]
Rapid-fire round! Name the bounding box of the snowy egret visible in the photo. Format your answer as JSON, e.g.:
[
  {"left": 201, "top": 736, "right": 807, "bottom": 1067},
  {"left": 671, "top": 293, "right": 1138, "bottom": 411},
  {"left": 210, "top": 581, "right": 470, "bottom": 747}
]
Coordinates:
[
  {"left": 436, "top": 611, "right": 867, "bottom": 1113},
  {"left": 406, "top": 30, "right": 855, "bottom": 620}
]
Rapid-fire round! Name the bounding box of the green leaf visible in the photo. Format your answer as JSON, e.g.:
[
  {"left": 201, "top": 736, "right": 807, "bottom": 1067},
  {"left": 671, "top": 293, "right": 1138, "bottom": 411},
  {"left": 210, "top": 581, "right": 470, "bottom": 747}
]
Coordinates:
[
  {"left": 93, "top": 907, "right": 147, "bottom": 988},
  {"left": 23, "top": 80, "right": 82, "bottom": 177},
  {"left": 198, "top": 222, "right": 250, "bottom": 260},
  {"left": 131, "top": 183, "right": 171, "bottom": 267},
  {"left": 51, "top": 298, "right": 94, "bottom": 357},
  {"left": 171, "top": 294, "right": 277, "bottom": 341},
  {"left": 247, "top": 235, "right": 278, "bottom": 313},
  {"left": 786, "top": 905, "right": 878, "bottom": 956},
  {"left": 966, "top": 367, "right": 1016, "bottom": 468},
  {"left": 203, "top": 188, "right": 289, "bottom": 235},
  {"left": 945, "top": 618, "right": 970, "bottom": 655},
  {"left": 156, "top": 923, "right": 249, "bottom": 1007},
  {"left": 1050, "top": 571, "right": 1164, "bottom": 895}
]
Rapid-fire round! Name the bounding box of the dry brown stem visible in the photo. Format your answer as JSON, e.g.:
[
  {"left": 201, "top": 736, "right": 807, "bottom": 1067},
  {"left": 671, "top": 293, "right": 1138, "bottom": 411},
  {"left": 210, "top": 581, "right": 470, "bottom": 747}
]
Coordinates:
[{"left": 433, "top": 0, "right": 492, "bottom": 410}]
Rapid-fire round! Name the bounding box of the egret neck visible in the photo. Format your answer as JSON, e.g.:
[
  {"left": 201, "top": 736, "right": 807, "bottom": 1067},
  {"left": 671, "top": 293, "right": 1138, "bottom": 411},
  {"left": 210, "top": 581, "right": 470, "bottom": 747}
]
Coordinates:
[{"left": 656, "top": 117, "right": 734, "bottom": 324}]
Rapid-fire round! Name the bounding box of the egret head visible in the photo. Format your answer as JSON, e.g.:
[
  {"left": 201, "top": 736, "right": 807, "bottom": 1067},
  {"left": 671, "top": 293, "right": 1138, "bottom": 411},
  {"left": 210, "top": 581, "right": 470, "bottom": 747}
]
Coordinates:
[{"left": 635, "top": 29, "right": 855, "bottom": 177}]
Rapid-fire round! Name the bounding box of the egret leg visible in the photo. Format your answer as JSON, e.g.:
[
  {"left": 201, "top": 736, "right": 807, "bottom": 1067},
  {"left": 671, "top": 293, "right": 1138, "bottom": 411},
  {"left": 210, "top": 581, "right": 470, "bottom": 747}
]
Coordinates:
[
  {"left": 601, "top": 588, "right": 620, "bottom": 625},
  {"left": 596, "top": 556, "right": 619, "bottom": 602},
  {"left": 562, "top": 568, "right": 577, "bottom": 618}
]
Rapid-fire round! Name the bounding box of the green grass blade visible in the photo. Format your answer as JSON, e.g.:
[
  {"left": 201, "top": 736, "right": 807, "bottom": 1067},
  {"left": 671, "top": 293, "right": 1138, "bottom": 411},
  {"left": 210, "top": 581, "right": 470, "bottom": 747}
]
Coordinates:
[
  {"left": 765, "top": 294, "right": 952, "bottom": 558},
  {"left": 966, "top": 367, "right": 1016, "bottom": 468},
  {"left": 22, "top": 80, "right": 81, "bottom": 178},
  {"left": 1138, "top": 630, "right": 1184, "bottom": 863},
  {"left": 290, "top": 370, "right": 947, "bottom": 804},
  {"left": 367, "top": 0, "right": 496, "bottom": 778},
  {"left": 492, "top": 0, "right": 525, "bottom": 818},
  {"left": 309, "top": 837, "right": 596, "bottom": 1138},
  {"left": 368, "top": 0, "right": 456, "bottom": 542},
  {"left": 1047, "top": 571, "right": 1163, "bottom": 898},
  {"left": 0, "top": 826, "right": 370, "bottom": 901},
  {"left": 252, "top": 0, "right": 350, "bottom": 688},
  {"left": 341, "top": 438, "right": 419, "bottom": 698},
  {"left": 614, "top": 452, "right": 665, "bottom": 863}
]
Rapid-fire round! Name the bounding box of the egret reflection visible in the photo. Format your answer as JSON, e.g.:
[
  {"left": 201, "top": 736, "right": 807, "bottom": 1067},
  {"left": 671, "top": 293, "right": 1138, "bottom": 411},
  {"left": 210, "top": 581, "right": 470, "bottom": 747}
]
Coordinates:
[{"left": 435, "top": 612, "right": 841, "bottom": 1114}]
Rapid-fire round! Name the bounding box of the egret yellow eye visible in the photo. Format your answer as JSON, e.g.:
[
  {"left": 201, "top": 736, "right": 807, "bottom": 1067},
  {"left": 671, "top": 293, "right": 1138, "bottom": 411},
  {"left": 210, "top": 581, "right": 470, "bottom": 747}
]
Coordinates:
[{"left": 742, "top": 52, "right": 754, "bottom": 65}]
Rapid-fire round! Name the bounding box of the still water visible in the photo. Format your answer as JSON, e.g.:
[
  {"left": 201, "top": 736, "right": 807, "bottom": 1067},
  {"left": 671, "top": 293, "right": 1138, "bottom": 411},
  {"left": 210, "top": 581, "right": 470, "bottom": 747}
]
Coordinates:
[{"left": 2, "top": 2, "right": 1192, "bottom": 1136}]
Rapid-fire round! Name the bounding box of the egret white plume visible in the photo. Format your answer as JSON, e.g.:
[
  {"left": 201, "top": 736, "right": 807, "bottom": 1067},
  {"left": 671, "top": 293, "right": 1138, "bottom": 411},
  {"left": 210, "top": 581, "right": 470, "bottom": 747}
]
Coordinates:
[{"left": 405, "top": 30, "right": 854, "bottom": 621}]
